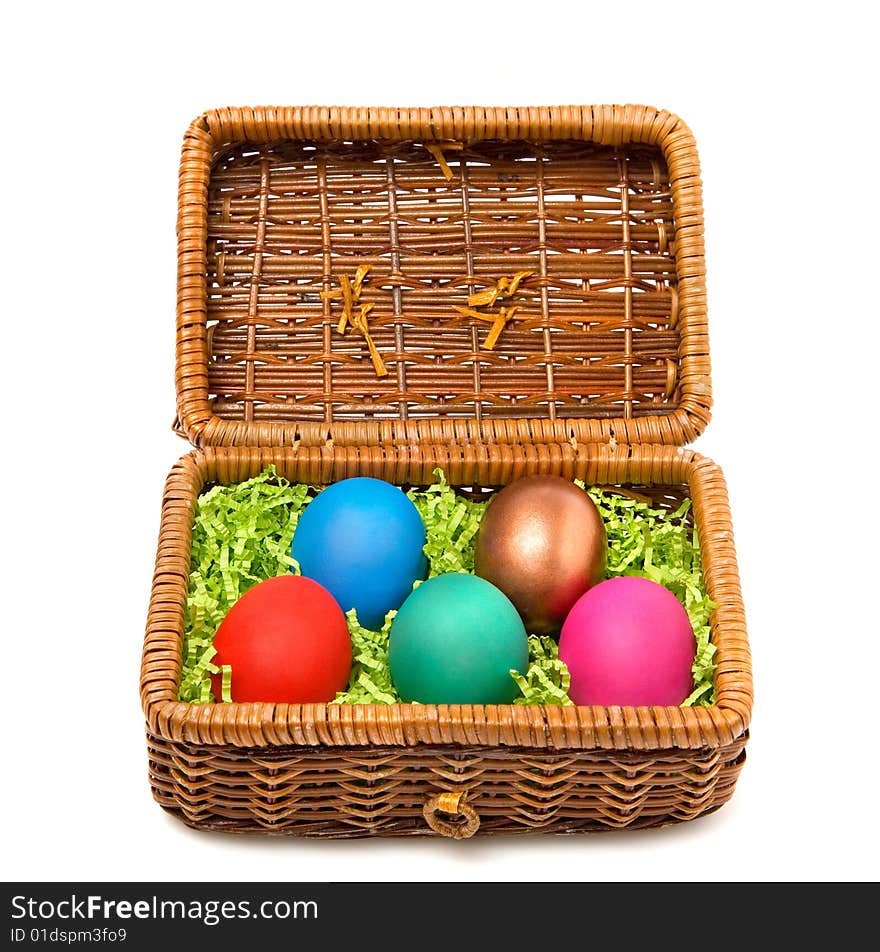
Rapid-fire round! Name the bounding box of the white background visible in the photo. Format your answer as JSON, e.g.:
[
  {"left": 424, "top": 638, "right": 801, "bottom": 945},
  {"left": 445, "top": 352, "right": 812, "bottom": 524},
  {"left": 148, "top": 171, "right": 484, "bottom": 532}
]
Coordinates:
[{"left": 3, "top": 1, "right": 877, "bottom": 883}]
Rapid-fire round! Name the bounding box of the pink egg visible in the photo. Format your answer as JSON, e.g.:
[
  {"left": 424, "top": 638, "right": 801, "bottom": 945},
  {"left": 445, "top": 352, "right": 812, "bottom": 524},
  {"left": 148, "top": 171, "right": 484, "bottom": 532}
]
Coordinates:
[{"left": 559, "top": 576, "right": 696, "bottom": 706}]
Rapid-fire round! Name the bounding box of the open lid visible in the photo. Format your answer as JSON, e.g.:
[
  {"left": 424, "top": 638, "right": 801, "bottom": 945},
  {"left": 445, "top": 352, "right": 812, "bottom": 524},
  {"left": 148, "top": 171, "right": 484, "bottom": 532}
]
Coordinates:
[{"left": 174, "top": 105, "right": 711, "bottom": 448}]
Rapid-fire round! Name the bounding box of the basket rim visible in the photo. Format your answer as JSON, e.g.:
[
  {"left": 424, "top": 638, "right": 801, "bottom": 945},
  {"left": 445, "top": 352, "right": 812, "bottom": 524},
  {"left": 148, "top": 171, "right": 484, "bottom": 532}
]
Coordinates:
[
  {"left": 141, "top": 444, "right": 751, "bottom": 751},
  {"left": 174, "top": 104, "right": 712, "bottom": 449}
]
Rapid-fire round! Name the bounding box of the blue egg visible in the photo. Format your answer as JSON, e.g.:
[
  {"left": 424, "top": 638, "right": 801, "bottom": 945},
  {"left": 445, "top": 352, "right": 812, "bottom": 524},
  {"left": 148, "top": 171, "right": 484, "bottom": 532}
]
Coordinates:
[{"left": 291, "top": 477, "right": 428, "bottom": 630}]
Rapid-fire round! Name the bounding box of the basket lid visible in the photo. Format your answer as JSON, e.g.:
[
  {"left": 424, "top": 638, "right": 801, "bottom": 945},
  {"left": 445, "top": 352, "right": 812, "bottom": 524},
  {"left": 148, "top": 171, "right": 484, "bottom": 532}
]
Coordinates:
[{"left": 174, "top": 105, "right": 711, "bottom": 448}]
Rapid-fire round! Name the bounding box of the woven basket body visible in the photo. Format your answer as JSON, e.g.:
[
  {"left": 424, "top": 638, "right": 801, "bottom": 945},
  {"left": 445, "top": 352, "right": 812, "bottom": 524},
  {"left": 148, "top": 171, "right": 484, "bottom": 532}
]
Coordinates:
[{"left": 142, "top": 105, "right": 752, "bottom": 837}]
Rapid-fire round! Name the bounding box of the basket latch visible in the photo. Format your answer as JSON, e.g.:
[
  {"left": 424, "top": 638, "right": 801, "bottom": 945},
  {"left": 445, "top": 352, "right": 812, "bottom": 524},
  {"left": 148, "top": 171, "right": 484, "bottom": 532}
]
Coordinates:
[{"left": 423, "top": 790, "right": 480, "bottom": 839}]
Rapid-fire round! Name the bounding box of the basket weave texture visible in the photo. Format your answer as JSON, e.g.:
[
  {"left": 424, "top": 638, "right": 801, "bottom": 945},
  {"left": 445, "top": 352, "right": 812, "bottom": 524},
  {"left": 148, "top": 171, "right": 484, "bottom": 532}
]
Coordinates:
[
  {"left": 144, "top": 105, "right": 752, "bottom": 837},
  {"left": 175, "top": 104, "right": 710, "bottom": 447}
]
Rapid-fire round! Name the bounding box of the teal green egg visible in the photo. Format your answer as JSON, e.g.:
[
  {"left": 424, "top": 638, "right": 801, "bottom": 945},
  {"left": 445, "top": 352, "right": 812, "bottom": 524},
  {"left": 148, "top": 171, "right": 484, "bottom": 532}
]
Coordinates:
[{"left": 389, "top": 573, "right": 529, "bottom": 704}]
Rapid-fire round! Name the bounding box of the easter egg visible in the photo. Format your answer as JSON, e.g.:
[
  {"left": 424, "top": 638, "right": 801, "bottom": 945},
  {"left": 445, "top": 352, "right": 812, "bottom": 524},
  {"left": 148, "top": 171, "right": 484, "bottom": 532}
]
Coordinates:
[
  {"left": 474, "top": 475, "right": 606, "bottom": 634},
  {"left": 291, "top": 477, "right": 428, "bottom": 631},
  {"left": 389, "top": 573, "right": 528, "bottom": 704},
  {"left": 558, "top": 576, "right": 696, "bottom": 706},
  {"left": 210, "top": 575, "right": 352, "bottom": 703}
]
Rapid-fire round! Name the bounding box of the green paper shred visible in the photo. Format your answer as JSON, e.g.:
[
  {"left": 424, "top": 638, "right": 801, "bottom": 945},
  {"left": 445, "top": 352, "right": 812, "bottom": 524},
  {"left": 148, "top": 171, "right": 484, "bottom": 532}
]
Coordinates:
[
  {"left": 220, "top": 665, "right": 233, "bottom": 704},
  {"left": 332, "top": 610, "right": 400, "bottom": 705},
  {"left": 407, "top": 468, "right": 488, "bottom": 576},
  {"left": 510, "top": 636, "right": 574, "bottom": 705},
  {"left": 178, "top": 466, "right": 311, "bottom": 703},
  {"left": 179, "top": 467, "right": 717, "bottom": 708}
]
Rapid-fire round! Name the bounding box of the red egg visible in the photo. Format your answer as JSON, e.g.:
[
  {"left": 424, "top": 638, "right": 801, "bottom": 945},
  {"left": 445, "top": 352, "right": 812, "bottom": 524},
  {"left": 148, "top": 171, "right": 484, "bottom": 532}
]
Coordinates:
[{"left": 210, "top": 575, "right": 352, "bottom": 703}]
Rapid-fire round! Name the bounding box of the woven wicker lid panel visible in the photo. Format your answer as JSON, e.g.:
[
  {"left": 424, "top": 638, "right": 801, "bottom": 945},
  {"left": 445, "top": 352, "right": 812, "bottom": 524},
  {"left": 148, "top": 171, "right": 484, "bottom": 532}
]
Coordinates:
[{"left": 176, "top": 106, "right": 711, "bottom": 447}]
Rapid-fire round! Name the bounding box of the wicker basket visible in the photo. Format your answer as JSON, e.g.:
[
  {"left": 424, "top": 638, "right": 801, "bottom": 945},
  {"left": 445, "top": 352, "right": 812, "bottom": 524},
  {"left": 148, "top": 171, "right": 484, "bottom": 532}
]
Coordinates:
[{"left": 141, "top": 105, "right": 752, "bottom": 837}]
